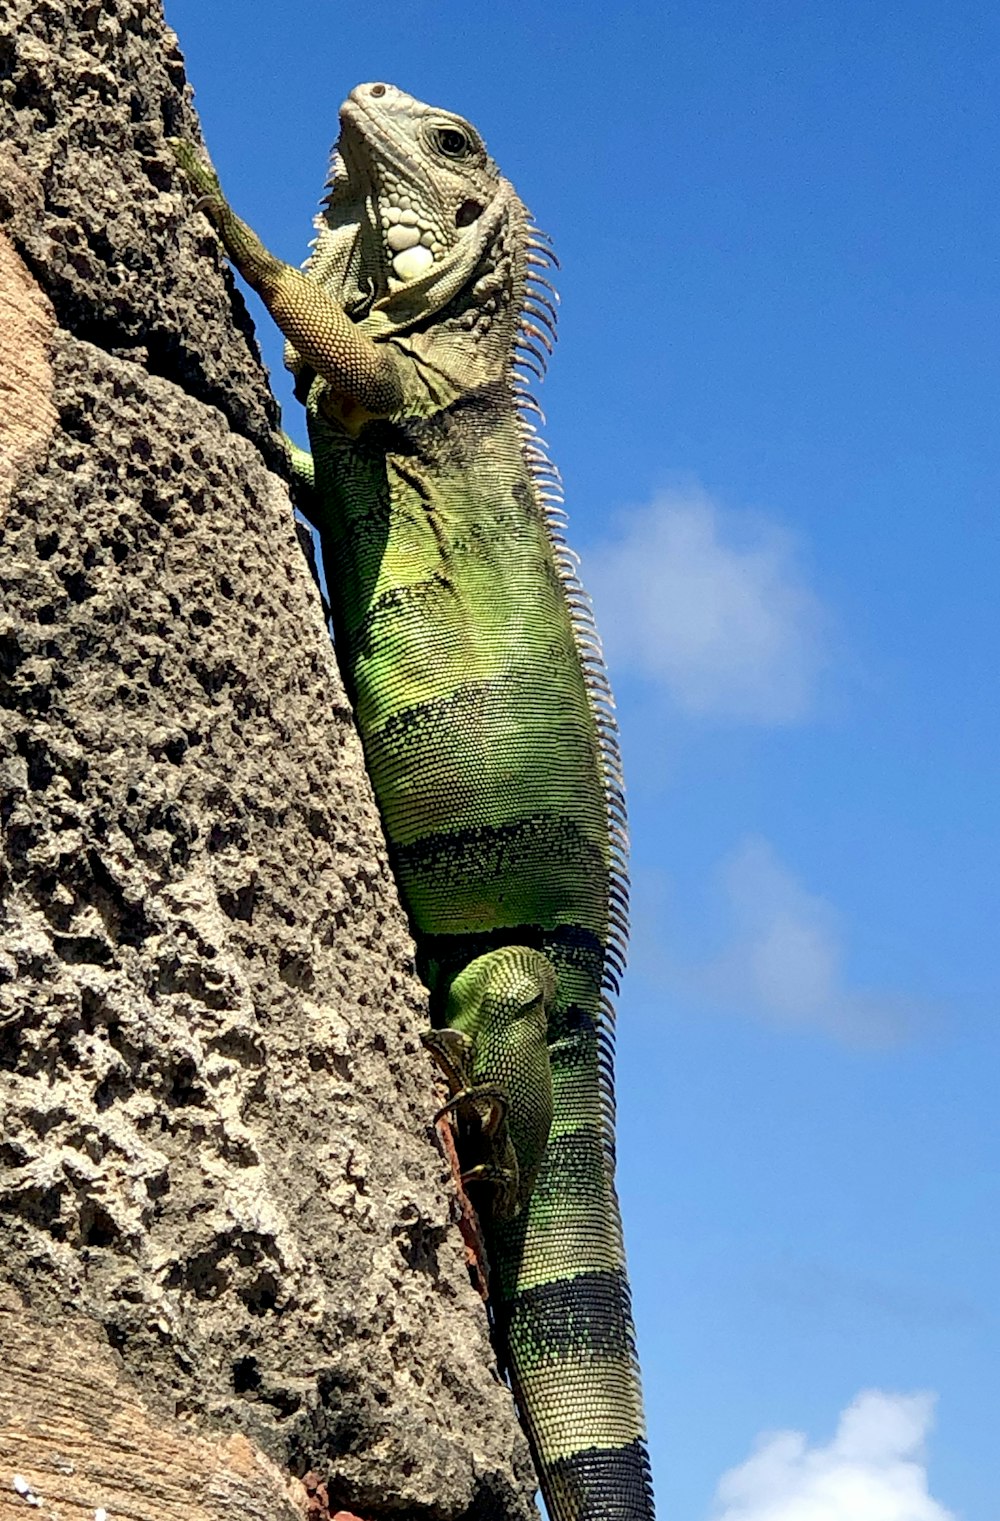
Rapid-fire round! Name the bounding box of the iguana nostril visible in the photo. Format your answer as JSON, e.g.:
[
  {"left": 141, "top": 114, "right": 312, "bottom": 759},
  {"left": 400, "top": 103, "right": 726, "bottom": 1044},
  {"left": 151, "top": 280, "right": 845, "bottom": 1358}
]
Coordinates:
[{"left": 370, "top": 83, "right": 386, "bottom": 97}]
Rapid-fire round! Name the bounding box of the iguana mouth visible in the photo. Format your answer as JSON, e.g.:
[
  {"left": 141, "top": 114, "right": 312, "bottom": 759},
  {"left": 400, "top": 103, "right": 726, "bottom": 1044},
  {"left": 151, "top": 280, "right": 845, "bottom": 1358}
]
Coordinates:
[{"left": 335, "top": 95, "right": 438, "bottom": 284}]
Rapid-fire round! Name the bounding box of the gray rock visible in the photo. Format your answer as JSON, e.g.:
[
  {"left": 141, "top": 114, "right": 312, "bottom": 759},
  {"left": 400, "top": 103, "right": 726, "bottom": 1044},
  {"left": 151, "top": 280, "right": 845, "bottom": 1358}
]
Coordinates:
[{"left": 0, "top": 1, "right": 538, "bottom": 1516}]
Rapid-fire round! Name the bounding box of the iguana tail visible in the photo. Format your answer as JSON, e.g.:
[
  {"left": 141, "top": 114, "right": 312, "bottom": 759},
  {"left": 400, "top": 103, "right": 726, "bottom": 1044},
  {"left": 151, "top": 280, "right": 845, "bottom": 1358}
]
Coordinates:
[{"left": 486, "top": 943, "right": 655, "bottom": 1521}]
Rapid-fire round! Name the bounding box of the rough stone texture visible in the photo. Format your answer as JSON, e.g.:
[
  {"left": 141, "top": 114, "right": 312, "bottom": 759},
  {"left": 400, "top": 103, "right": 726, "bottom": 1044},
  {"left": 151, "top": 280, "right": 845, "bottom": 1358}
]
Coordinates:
[
  {"left": 0, "top": 2, "right": 538, "bottom": 1517},
  {"left": 0, "top": 0, "right": 280, "bottom": 461},
  {"left": 0, "top": 1288, "right": 306, "bottom": 1521},
  {"left": 0, "top": 231, "right": 57, "bottom": 506}
]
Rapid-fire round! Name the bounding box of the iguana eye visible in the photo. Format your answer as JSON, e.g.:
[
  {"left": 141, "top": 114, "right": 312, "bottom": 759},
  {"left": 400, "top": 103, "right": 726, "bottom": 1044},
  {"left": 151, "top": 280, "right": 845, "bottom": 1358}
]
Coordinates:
[{"left": 435, "top": 126, "right": 471, "bottom": 158}]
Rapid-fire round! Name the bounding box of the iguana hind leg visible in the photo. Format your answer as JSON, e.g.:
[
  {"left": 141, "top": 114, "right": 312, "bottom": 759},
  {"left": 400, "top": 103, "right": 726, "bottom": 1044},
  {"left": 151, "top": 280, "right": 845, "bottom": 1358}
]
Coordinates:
[{"left": 431, "top": 947, "right": 556, "bottom": 1222}]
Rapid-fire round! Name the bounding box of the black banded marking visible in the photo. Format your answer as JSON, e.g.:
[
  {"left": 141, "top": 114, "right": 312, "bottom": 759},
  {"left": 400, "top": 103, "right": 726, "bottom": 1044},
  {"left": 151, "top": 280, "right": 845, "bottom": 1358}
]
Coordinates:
[
  {"left": 402, "top": 376, "right": 521, "bottom": 467},
  {"left": 419, "top": 922, "right": 607, "bottom": 1033},
  {"left": 499, "top": 1268, "right": 636, "bottom": 1363},
  {"left": 350, "top": 574, "right": 458, "bottom": 663},
  {"left": 392, "top": 815, "right": 610, "bottom": 940},
  {"left": 543, "top": 1439, "right": 655, "bottom": 1521},
  {"left": 395, "top": 813, "right": 607, "bottom": 877},
  {"left": 529, "top": 1129, "right": 608, "bottom": 1205},
  {"left": 366, "top": 672, "right": 600, "bottom": 779},
  {"left": 420, "top": 919, "right": 606, "bottom": 975}
]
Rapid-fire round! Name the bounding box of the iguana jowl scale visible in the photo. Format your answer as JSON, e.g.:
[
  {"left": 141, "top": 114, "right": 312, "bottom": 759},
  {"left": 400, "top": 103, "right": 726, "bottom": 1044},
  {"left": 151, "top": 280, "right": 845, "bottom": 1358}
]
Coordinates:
[{"left": 171, "top": 83, "right": 654, "bottom": 1520}]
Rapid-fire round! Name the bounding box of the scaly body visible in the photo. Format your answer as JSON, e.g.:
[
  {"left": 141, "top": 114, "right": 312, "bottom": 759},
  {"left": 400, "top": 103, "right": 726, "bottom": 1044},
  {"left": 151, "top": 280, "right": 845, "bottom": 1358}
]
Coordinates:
[{"left": 171, "top": 84, "right": 654, "bottom": 1520}]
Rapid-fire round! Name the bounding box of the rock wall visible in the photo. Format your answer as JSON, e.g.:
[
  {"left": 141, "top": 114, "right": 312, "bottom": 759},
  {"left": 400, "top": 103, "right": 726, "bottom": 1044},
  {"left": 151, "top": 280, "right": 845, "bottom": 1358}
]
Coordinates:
[{"left": 0, "top": 3, "right": 537, "bottom": 1517}]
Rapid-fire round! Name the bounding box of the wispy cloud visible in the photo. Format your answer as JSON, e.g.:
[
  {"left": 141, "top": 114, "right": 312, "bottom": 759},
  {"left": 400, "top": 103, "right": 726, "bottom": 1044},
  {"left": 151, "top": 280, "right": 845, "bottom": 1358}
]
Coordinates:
[
  {"left": 710, "top": 1390, "right": 954, "bottom": 1521},
  {"left": 757, "top": 1258, "right": 984, "bottom": 1333},
  {"left": 586, "top": 487, "right": 827, "bottom": 723},
  {"left": 633, "top": 840, "right": 926, "bottom": 1045},
  {"left": 700, "top": 838, "right": 925, "bottom": 1045}
]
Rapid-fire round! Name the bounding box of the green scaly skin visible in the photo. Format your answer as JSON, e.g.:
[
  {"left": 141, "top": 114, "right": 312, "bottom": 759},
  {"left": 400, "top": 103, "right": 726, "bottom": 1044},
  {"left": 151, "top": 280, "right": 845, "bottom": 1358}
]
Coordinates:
[{"left": 170, "top": 84, "right": 654, "bottom": 1520}]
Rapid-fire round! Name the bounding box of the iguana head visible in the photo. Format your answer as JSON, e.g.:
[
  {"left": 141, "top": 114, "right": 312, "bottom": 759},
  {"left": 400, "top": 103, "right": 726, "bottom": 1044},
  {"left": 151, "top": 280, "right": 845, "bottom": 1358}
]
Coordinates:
[
  {"left": 339, "top": 84, "right": 505, "bottom": 291},
  {"left": 300, "top": 84, "right": 557, "bottom": 389}
]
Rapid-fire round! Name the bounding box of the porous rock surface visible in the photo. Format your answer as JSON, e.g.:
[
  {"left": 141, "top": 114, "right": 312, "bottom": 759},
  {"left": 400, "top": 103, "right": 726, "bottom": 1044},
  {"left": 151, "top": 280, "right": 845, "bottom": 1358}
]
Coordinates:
[{"left": 0, "top": 2, "right": 537, "bottom": 1517}]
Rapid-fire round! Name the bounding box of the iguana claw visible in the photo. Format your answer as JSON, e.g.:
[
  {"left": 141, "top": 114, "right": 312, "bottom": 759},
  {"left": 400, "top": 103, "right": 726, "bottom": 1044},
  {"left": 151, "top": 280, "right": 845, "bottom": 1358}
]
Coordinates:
[
  {"left": 460, "top": 1161, "right": 520, "bottom": 1221},
  {"left": 432, "top": 1081, "right": 509, "bottom": 1137}
]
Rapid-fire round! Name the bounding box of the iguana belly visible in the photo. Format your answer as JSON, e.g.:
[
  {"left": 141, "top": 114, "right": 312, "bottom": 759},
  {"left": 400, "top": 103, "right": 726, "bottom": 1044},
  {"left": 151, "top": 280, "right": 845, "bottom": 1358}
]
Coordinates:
[{"left": 315, "top": 412, "right": 610, "bottom": 941}]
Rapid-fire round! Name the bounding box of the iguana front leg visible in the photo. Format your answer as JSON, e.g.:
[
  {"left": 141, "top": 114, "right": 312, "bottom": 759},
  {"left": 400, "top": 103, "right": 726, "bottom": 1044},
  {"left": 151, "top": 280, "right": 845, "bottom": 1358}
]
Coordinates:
[
  {"left": 427, "top": 947, "right": 556, "bottom": 1222},
  {"left": 169, "top": 140, "right": 403, "bottom": 421}
]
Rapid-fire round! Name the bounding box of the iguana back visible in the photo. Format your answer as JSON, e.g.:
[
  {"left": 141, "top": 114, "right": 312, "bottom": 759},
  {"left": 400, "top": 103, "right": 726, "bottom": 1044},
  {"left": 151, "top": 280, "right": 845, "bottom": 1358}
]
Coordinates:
[{"left": 171, "top": 83, "right": 654, "bottom": 1520}]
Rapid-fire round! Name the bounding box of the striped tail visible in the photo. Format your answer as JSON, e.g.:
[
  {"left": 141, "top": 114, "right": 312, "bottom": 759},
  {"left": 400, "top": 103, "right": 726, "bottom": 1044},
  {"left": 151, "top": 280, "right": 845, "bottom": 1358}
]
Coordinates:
[{"left": 488, "top": 1029, "right": 655, "bottom": 1520}]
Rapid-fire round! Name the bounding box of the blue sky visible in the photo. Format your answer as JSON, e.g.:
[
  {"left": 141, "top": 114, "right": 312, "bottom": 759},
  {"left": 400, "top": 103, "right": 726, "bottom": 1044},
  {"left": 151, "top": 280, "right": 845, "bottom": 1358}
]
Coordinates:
[{"left": 163, "top": 2, "right": 998, "bottom": 1515}]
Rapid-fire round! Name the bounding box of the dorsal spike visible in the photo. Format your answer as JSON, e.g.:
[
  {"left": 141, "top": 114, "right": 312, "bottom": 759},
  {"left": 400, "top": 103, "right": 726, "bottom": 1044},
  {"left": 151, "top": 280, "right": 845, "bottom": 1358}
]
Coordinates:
[
  {"left": 520, "top": 319, "right": 555, "bottom": 354},
  {"left": 513, "top": 354, "right": 545, "bottom": 381},
  {"left": 517, "top": 339, "right": 550, "bottom": 372},
  {"left": 526, "top": 272, "right": 560, "bottom": 301},
  {"left": 515, "top": 393, "right": 546, "bottom": 422},
  {"left": 523, "top": 300, "right": 559, "bottom": 334}
]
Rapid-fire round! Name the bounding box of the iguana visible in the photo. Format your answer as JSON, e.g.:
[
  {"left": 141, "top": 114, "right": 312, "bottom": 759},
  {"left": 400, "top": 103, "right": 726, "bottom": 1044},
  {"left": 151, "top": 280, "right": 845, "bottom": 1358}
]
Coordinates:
[{"left": 170, "top": 83, "right": 654, "bottom": 1521}]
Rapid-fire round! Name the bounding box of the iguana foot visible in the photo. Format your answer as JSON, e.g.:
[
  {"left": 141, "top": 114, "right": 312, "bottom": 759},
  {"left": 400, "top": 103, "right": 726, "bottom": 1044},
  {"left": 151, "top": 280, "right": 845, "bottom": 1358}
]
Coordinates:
[
  {"left": 167, "top": 137, "right": 224, "bottom": 210},
  {"left": 432, "top": 1111, "right": 491, "bottom": 1299},
  {"left": 423, "top": 1028, "right": 510, "bottom": 1142},
  {"left": 423, "top": 1026, "right": 520, "bottom": 1217},
  {"left": 461, "top": 1160, "right": 521, "bottom": 1221}
]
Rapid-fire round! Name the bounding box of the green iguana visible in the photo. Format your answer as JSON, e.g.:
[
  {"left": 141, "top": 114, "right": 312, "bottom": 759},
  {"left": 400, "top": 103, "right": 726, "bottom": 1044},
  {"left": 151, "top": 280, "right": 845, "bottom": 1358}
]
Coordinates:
[{"left": 170, "top": 82, "right": 654, "bottom": 1521}]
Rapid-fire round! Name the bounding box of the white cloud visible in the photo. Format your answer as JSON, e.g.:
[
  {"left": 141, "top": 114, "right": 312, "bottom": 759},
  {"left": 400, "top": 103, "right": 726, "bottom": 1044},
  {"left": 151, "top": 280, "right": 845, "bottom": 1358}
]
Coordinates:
[
  {"left": 585, "top": 487, "right": 826, "bottom": 723},
  {"left": 699, "top": 838, "right": 922, "bottom": 1045},
  {"left": 710, "top": 1390, "right": 955, "bottom": 1521}
]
